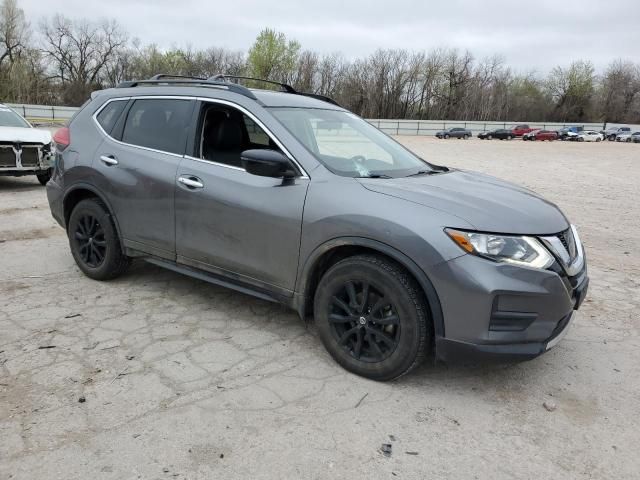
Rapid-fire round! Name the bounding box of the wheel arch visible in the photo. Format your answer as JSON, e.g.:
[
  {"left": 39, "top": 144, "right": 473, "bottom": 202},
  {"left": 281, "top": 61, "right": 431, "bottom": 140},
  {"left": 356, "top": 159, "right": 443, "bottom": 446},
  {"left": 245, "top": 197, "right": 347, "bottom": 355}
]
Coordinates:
[
  {"left": 62, "top": 184, "right": 123, "bottom": 241},
  {"left": 296, "top": 237, "right": 445, "bottom": 338}
]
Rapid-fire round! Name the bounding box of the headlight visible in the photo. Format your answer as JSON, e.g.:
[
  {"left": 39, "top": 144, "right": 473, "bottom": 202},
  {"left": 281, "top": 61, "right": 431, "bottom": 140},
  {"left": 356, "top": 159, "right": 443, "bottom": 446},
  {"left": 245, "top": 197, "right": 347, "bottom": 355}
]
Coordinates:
[{"left": 445, "top": 228, "right": 554, "bottom": 269}]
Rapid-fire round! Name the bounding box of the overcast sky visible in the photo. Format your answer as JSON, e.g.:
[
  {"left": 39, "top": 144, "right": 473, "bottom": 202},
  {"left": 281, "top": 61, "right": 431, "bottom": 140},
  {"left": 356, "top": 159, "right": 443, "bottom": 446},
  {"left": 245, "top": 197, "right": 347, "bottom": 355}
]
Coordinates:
[{"left": 18, "top": 0, "right": 640, "bottom": 73}]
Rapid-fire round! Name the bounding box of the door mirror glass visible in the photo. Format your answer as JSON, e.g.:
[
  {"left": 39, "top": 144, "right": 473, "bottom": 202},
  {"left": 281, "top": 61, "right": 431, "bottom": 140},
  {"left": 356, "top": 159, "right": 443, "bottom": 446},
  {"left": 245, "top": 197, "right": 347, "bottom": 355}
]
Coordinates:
[{"left": 241, "top": 149, "right": 296, "bottom": 178}]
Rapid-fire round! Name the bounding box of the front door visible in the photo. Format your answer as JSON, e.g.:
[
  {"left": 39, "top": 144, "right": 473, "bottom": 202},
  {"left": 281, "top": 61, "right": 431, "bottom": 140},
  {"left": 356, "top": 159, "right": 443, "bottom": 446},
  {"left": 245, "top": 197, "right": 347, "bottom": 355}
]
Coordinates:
[{"left": 174, "top": 101, "right": 309, "bottom": 293}]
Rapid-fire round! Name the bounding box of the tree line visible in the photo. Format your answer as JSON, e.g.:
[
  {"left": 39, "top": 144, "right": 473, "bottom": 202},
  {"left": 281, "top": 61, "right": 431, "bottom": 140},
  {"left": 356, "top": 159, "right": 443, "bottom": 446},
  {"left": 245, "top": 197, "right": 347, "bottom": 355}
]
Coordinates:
[{"left": 1, "top": 0, "right": 639, "bottom": 123}]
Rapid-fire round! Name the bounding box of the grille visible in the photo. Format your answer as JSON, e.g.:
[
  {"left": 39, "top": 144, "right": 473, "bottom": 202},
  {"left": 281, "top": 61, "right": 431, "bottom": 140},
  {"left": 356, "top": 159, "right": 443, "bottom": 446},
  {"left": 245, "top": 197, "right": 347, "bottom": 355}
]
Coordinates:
[
  {"left": 0, "top": 147, "right": 16, "bottom": 167},
  {"left": 21, "top": 147, "right": 40, "bottom": 167},
  {"left": 557, "top": 228, "right": 577, "bottom": 261}
]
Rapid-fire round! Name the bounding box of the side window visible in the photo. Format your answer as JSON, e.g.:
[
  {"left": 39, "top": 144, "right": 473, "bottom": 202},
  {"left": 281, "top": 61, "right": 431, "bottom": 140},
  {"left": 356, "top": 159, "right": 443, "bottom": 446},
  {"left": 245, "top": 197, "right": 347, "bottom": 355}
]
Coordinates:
[
  {"left": 243, "top": 114, "right": 270, "bottom": 146},
  {"left": 121, "top": 99, "right": 192, "bottom": 155},
  {"left": 198, "top": 104, "right": 280, "bottom": 168},
  {"left": 96, "top": 100, "right": 127, "bottom": 135}
]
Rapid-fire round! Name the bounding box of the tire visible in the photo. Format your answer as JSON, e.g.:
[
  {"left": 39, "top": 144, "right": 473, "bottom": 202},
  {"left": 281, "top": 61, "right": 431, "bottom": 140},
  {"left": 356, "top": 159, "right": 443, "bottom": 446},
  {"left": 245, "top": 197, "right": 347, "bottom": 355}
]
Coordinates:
[
  {"left": 578, "top": 137, "right": 585, "bottom": 142},
  {"left": 313, "top": 255, "right": 431, "bottom": 381},
  {"left": 67, "top": 198, "right": 130, "bottom": 280},
  {"left": 36, "top": 168, "right": 52, "bottom": 186},
  {"left": 444, "top": 134, "right": 450, "bottom": 139},
  {"left": 487, "top": 135, "right": 492, "bottom": 140},
  {"left": 596, "top": 137, "right": 601, "bottom": 142},
  {"left": 507, "top": 135, "right": 513, "bottom": 140},
  {"left": 463, "top": 134, "right": 469, "bottom": 140}
]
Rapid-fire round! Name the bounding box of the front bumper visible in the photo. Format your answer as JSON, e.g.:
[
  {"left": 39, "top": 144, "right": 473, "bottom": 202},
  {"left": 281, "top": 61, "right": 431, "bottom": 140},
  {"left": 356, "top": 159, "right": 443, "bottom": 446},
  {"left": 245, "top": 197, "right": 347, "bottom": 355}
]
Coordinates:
[{"left": 431, "top": 250, "right": 589, "bottom": 363}]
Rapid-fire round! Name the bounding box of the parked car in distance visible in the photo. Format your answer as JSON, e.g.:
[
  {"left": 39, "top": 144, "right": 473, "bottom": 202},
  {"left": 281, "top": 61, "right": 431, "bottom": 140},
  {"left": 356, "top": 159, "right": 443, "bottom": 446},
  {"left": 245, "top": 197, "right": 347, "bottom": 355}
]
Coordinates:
[
  {"left": 435, "top": 127, "right": 472, "bottom": 139},
  {"left": 576, "top": 131, "right": 603, "bottom": 142},
  {"left": 557, "top": 126, "right": 583, "bottom": 140},
  {"left": 511, "top": 124, "right": 535, "bottom": 136},
  {"left": 0, "top": 103, "right": 55, "bottom": 185},
  {"left": 522, "top": 129, "right": 541, "bottom": 141},
  {"left": 633, "top": 133, "right": 640, "bottom": 143},
  {"left": 615, "top": 131, "right": 639, "bottom": 142},
  {"left": 478, "top": 129, "right": 514, "bottom": 140},
  {"left": 532, "top": 130, "right": 558, "bottom": 141},
  {"left": 46, "top": 74, "right": 589, "bottom": 381},
  {"left": 601, "top": 126, "right": 630, "bottom": 141}
]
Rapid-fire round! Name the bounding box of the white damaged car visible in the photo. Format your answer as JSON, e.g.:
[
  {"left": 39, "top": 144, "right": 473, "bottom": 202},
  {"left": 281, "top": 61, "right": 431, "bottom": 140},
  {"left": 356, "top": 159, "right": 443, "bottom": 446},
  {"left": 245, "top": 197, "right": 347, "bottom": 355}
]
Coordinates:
[{"left": 0, "top": 104, "right": 54, "bottom": 185}]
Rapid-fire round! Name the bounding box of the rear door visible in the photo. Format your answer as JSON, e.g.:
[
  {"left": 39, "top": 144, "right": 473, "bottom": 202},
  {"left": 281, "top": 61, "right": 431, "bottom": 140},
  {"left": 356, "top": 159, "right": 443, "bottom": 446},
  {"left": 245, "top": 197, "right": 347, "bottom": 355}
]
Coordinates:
[
  {"left": 174, "top": 100, "right": 309, "bottom": 294},
  {"left": 93, "top": 97, "right": 195, "bottom": 259}
]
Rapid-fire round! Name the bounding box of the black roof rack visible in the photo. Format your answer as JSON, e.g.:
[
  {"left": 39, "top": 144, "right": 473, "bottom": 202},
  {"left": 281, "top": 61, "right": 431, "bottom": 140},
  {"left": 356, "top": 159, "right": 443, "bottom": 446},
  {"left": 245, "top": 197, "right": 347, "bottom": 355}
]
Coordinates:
[
  {"left": 209, "top": 75, "right": 296, "bottom": 93},
  {"left": 209, "top": 74, "right": 340, "bottom": 106},
  {"left": 116, "top": 74, "right": 259, "bottom": 101},
  {"left": 116, "top": 74, "right": 340, "bottom": 107}
]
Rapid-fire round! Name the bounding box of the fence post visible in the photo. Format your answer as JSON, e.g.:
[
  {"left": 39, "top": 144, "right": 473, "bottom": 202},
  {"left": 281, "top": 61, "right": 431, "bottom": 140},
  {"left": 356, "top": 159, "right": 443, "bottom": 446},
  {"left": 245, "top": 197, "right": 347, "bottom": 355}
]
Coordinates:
[
  {"left": 52, "top": 106, "right": 55, "bottom": 121},
  {"left": 396, "top": 121, "right": 399, "bottom": 136}
]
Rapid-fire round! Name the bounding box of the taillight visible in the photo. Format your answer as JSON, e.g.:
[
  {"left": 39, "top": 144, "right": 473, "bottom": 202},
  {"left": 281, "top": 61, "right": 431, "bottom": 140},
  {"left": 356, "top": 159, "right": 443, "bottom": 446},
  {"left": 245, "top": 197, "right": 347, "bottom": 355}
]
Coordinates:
[{"left": 53, "top": 127, "right": 70, "bottom": 151}]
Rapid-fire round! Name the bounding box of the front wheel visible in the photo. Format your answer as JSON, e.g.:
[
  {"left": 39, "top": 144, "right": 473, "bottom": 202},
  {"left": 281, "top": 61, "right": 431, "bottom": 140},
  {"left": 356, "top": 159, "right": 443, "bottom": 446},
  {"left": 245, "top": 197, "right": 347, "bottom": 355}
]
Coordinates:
[
  {"left": 314, "top": 255, "right": 431, "bottom": 381},
  {"left": 36, "top": 168, "right": 52, "bottom": 186},
  {"left": 444, "top": 134, "right": 450, "bottom": 139},
  {"left": 68, "top": 198, "right": 130, "bottom": 280},
  {"left": 596, "top": 137, "right": 602, "bottom": 142},
  {"left": 487, "top": 135, "right": 492, "bottom": 140},
  {"left": 463, "top": 134, "right": 469, "bottom": 140}
]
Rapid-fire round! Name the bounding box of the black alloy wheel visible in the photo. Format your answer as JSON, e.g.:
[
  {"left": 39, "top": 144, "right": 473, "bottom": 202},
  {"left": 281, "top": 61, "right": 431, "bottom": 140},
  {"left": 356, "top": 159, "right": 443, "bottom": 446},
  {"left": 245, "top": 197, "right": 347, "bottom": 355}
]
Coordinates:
[
  {"left": 314, "top": 255, "right": 430, "bottom": 381},
  {"left": 68, "top": 198, "right": 130, "bottom": 280},
  {"left": 73, "top": 214, "right": 107, "bottom": 268},
  {"left": 328, "top": 280, "right": 400, "bottom": 363}
]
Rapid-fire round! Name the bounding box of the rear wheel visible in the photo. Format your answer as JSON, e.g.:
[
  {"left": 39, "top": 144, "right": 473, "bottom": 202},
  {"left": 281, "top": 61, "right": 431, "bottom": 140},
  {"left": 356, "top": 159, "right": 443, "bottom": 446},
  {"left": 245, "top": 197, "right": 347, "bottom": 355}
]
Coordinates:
[
  {"left": 487, "top": 135, "right": 492, "bottom": 140},
  {"left": 596, "top": 137, "right": 601, "bottom": 142},
  {"left": 36, "top": 168, "right": 52, "bottom": 186},
  {"left": 463, "top": 134, "right": 469, "bottom": 140},
  {"left": 507, "top": 135, "right": 513, "bottom": 140},
  {"left": 314, "top": 255, "right": 430, "bottom": 381},
  {"left": 444, "top": 134, "right": 450, "bottom": 139},
  {"left": 68, "top": 198, "right": 130, "bottom": 280}
]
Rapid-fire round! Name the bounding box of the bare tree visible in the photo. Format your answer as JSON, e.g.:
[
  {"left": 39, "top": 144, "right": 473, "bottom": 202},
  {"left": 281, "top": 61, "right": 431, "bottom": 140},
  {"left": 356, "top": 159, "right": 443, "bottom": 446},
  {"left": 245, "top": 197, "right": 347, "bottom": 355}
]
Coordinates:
[
  {"left": 40, "top": 14, "right": 127, "bottom": 105},
  {"left": 0, "top": 0, "right": 29, "bottom": 69}
]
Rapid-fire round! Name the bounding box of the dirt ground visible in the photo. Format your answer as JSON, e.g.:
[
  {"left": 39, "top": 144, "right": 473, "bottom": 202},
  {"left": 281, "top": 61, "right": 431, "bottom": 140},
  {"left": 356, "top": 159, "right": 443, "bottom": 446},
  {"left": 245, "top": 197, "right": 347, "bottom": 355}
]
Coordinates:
[{"left": 1, "top": 137, "right": 639, "bottom": 479}]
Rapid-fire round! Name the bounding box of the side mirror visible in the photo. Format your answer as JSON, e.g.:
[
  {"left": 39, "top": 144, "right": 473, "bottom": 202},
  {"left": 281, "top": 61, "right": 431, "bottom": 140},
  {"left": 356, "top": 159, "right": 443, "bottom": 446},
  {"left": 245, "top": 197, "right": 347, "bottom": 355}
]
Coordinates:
[{"left": 241, "top": 149, "right": 296, "bottom": 179}]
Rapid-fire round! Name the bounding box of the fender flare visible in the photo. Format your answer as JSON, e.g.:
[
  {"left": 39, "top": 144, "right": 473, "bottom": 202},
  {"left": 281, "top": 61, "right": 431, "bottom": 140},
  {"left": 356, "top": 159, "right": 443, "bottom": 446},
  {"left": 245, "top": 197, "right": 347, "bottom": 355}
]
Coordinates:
[{"left": 297, "top": 236, "right": 445, "bottom": 338}]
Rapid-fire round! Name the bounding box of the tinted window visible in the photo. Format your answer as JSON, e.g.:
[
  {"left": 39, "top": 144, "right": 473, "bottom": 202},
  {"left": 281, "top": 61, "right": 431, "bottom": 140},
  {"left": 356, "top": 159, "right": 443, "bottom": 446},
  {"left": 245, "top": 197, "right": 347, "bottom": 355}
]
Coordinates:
[
  {"left": 198, "top": 105, "right": 280, "bottom": 168},
  {"left": 122, "top": 99, "right": 192, "bottom": 155},
  {"left": 96, "top": 100, "right": 127, "bottom": 135}
]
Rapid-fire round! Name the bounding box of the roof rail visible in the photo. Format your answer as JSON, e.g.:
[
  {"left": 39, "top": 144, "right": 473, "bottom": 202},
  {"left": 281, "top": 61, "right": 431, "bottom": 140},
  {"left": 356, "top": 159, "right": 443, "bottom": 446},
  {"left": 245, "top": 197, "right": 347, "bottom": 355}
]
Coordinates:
[
  {"left": 209, "top": 75, "right": 296, "bottom": 93},
  {"left": 116, "top": 75, "right": 258, "bottom": 101},
  {"left": 116, "top": 73, "right": 341, "bottom": 107},
  {"left": 210, "top": 74, "right": 341, "bottom": 106}
]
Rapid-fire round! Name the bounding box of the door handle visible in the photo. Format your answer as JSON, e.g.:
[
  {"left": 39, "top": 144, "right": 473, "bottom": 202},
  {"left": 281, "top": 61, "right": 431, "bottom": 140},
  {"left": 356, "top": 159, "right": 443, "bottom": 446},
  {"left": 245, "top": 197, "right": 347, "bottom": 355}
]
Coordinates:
[
  {"left": 100, "top": 155, "right": 118, "bottom": 166},
  {"left": 178, "top": 176, "right": 204, "bottom": 189}
]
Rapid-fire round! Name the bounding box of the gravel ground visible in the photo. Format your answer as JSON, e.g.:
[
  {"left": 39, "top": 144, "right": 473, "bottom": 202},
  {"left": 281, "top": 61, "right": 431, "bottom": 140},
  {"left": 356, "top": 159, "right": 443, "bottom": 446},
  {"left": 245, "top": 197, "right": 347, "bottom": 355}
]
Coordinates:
[{"left": 1, "top": 138, "right": 639, "bottom": 479}]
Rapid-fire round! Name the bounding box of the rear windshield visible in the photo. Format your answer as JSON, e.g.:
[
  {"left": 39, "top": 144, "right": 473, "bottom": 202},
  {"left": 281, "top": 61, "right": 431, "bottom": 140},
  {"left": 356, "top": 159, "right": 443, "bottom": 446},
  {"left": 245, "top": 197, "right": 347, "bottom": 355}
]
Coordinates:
[{"left": 0, "top": 107, "right": 30, "bottom": 128}]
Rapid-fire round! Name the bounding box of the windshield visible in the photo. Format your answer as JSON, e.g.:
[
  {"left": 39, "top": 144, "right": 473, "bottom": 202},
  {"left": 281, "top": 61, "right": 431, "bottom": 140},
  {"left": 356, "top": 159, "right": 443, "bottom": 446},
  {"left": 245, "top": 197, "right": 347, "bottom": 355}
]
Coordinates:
[
  {"left": 269, "top": 108, "right": 433, "bottom": 178},
  {"left": 0, "top": 107, "right": 30, "bottom": 128}
]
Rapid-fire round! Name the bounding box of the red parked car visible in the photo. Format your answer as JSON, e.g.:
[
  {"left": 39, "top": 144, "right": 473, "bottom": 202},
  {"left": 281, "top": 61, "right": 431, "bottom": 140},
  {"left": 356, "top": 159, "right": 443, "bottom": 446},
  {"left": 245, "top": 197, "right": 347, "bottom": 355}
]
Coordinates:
[
  {"left": 532, "top": 130, "right": 558, "bottom": 141},
  {"left": 511, "top": 124, "right": 535, "bottom": 136}
]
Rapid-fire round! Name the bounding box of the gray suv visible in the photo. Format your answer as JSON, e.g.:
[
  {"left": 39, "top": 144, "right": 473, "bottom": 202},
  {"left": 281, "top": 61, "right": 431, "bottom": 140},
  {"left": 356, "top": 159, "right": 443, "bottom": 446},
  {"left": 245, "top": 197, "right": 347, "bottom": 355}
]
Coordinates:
[{"left": 46, "top": 74, "right": 589, "bottom": 381}]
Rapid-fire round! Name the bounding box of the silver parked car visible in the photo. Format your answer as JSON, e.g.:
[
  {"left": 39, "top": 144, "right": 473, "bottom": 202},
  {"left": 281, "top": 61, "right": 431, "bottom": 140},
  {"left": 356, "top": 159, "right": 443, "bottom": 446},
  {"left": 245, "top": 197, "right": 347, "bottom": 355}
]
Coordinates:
[
  {"left": 0, "top": 104, "right": 54, "bottom": 185},
  {"left": 46, "top": 75, "right": 589, "bottom": 380}
]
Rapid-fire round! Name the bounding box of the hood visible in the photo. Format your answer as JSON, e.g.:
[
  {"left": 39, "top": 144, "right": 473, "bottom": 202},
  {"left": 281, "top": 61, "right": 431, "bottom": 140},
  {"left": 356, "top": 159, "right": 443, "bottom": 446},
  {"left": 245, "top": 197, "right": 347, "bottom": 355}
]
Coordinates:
[
  {"left": 358, "top": 169, "right": 569, "bottom": 235},
  {"left": 0, "top": 126, "right": 52, "bottom": 144}
]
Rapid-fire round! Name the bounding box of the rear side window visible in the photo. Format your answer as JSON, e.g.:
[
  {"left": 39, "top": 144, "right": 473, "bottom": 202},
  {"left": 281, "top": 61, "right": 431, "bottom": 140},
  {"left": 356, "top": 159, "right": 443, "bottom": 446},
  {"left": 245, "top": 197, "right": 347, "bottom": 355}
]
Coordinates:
[
  {"left": 122, "top": 99, "right": 193, "bottom": 155},
  {"left": 96, "top": 100, "right": 127, "bottom": 135}
]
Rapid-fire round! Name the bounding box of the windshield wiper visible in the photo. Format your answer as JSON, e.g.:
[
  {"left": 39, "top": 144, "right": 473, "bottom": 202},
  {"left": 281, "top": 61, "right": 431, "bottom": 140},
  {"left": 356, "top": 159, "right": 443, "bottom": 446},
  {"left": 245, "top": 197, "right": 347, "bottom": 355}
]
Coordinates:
[
  {"left": 358, "top": 173, "right": 393, "bottom": 179},
  {"left": 405, "top": 170, "right": 436, "bottom": 177}
]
